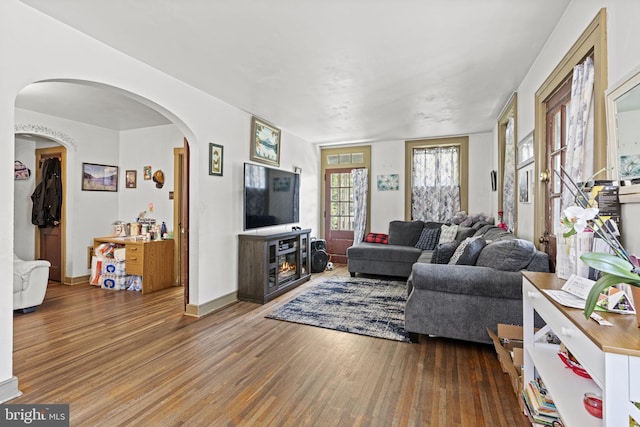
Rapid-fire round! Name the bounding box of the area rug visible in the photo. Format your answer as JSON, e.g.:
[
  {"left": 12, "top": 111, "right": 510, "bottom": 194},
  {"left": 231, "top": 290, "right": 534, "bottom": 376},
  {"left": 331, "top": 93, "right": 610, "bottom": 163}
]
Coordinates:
[{"left": 266, "top": 276, "right": 411, "bottom": 342}]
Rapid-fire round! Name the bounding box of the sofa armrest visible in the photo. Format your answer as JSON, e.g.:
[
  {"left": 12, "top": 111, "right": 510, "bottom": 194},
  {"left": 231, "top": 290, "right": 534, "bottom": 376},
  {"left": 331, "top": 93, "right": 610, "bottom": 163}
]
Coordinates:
[
  {"left": 14, "top": 260, "right": 51, "bottom": 279},
  {"left": 410, "top": 263, "right": 523, "bottom": 300}
]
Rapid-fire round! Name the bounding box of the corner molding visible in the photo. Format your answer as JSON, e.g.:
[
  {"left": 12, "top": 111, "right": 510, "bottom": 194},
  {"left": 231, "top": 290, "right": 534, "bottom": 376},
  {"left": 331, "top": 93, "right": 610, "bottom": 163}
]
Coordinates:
[
  {"left": 185, "top": 292, "right": 237, "bottom": 317},
  {"left": 14, "top": 123, "right": 76, "bottom": 149},
  {"left": 0, "top": 376, "right": 22, "bottom": 403}
]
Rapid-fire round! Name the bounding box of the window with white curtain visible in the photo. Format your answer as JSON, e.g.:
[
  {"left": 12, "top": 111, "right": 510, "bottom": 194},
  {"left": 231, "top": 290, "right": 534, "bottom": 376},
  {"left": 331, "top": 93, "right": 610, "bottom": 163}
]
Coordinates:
[{"left": 411, "top": 145, "right": 461, "bottom": 222}]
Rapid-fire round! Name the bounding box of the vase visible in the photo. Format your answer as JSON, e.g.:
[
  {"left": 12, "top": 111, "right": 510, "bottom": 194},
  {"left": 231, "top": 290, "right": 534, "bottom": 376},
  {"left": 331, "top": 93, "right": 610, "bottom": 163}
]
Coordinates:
[{"left": 631, "top": 286, "right": 640, "bottom": 328}]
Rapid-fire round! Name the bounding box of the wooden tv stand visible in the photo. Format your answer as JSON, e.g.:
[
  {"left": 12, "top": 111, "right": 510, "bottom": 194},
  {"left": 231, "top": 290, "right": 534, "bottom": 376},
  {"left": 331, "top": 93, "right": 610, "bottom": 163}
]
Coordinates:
[
  {"left": 238, "top": 228, "right": 311, "bottom": 304},
  {"left": 93, "top": 236, "right": 175, "bottom": 294}
]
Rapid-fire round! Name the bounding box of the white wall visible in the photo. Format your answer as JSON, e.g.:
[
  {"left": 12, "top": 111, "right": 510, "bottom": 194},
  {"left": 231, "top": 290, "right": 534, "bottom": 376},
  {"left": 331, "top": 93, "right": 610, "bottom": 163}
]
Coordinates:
[
  {"left": 118, "top": 124, "right": 181, "bottom": 227},
  {"left": 13, "top": 137, "right": 36, "bottom": 260},
  {"left": 0, "top": 0, "right": 319, "bottom": 394},
  {"left": 369, "top": 140, "right": 404, "bottom": 232},
  {"left": 365, "top": 132, "right": 495, "bottom": 233}
]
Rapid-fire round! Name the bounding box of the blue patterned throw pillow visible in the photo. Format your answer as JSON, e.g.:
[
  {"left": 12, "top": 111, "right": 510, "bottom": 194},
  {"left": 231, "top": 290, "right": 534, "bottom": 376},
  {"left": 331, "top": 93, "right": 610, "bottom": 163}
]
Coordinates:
[{"left": 415, "top": 227, "right": 441, "bottom": 250}]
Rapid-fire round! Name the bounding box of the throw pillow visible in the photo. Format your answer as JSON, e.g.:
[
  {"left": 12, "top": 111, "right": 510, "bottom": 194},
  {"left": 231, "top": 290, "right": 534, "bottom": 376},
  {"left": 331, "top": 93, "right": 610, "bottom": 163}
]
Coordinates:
[
  {"left": 456, "top": 237, "right": 487, "bottom": 265},
  {"left": 364, "top": 233, "right": 389, "bottom": 244},
  {"left": 388, "top": 220, "right": 424, "bottom": 246},
  {"left": 438, "top": 224, "right": 458, "bottom": 244},
  {"left": 414, "top": 227, "right": 441, "bottom": 250},
  {"left": 430, "top": 241, "right": 459, "bottom": 264},
  {"left": 448, "top": 236, "right": 479, "bottom": 265},
  {"left": 475, "top": 239, "right": 536, "bottom": 271}
]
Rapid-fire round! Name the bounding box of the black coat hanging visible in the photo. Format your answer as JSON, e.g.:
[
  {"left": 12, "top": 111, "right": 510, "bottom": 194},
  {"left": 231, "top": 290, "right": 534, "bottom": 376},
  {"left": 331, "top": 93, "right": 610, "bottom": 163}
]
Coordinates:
[{"left": 31, "top": 157, "right": 62, "bottom": 228}]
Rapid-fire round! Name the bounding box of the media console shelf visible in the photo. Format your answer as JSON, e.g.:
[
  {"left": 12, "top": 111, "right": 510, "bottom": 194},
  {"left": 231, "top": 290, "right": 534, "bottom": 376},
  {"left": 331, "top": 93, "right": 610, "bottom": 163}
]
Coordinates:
[
  {"left": 238, "top": 228, "right": 311, "bottom": 304},
  {"left": 523, "top": 272, "right": 640, "bottom": 426}
]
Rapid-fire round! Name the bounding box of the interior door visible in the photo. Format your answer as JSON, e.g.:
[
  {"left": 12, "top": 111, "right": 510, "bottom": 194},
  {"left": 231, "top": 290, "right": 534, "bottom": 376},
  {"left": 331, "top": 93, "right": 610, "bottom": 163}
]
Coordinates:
[
  {"left": 35, "top": 148, "right": 65, "bottom": 283},
  {"left": 324, "top": 168, "right": 356, "bottom": 264},
  {"left": 542, "top": 78, "right": 572, "bottom": 272}
]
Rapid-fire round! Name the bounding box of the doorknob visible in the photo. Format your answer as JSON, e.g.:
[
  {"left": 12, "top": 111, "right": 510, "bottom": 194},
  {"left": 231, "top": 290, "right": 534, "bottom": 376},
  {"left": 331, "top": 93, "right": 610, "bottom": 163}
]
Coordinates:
[{"left": 539, "top": 170, "right": 550, "bottom": 183}]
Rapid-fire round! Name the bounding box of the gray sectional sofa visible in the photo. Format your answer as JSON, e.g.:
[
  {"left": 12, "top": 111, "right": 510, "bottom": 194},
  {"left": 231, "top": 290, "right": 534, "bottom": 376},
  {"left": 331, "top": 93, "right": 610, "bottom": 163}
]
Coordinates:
[{"left": 346, "top": 220, "right": 549, "bottom": 344}]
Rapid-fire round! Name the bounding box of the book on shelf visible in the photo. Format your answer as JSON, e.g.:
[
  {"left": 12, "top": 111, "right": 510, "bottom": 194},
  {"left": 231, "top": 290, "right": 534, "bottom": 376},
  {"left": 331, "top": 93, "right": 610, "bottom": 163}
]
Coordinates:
[{"left": 521, "top": 378, "right": 561, "bottom": 426}]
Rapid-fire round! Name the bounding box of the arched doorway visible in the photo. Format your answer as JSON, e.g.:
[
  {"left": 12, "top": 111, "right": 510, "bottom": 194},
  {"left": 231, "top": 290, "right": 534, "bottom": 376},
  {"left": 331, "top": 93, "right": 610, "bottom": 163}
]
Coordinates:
[{"left": 14, "top": 79, "right": 192, "bottom": 310}]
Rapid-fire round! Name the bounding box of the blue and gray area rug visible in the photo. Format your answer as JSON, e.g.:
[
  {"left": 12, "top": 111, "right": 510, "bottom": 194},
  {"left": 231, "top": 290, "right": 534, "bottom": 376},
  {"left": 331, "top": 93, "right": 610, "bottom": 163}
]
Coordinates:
[{"left": 266, "top": 276, "right": 411, "bottom": 342}]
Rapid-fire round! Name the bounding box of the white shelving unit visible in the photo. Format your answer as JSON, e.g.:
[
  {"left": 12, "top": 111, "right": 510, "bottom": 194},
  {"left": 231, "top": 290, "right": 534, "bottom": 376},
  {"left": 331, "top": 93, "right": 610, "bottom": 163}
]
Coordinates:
[{"left": 522, "top": 272, "right": 640, "bottom": 427}]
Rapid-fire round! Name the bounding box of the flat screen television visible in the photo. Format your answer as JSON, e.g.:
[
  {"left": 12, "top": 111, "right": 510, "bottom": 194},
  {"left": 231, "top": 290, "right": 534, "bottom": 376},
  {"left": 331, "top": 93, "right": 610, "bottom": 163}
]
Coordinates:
[{"left": 244, "top": 163, "right": 300, "bottom": 230}]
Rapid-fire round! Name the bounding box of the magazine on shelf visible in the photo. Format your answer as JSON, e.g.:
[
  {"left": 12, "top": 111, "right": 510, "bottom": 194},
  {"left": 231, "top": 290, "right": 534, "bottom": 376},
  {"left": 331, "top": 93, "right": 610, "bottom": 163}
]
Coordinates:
[{"left": 544, "top": 274, "right": 636, "bottom": 314}]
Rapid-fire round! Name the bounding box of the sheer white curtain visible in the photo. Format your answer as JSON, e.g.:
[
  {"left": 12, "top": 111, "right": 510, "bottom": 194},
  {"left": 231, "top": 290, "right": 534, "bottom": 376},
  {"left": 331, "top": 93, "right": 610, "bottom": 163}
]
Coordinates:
[
  {"left": 502, "top": 117, "right": 515, "bottom": 231},
  {"left": 562, "top": 56, "right": 595, "bottom": 210},
  {"left": 411, "top": 146, "right": 460, "bottom": 222},
  {"left": 351, "top": 168, "right": 368, "bottom": 244}
]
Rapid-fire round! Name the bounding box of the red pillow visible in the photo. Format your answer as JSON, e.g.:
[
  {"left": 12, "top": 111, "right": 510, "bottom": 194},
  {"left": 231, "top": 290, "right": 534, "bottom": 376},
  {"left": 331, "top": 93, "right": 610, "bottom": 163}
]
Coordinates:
[{"left": 364, "top": 233, "right": 389, "bottom": 244}]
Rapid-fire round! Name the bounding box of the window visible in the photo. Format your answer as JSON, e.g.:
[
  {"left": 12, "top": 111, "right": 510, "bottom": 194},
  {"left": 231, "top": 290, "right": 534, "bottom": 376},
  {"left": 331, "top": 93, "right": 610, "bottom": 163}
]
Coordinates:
[
  {"left": 405, "top": 137, "right": 469, "bottom": 221},
  {"left": 328, "top": 171, "right": 354, "bottom": 231}
]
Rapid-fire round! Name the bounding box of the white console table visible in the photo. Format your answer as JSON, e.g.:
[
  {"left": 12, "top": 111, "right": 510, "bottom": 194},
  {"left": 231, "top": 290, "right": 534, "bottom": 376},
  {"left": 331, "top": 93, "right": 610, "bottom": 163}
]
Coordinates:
[{"left": 523, "top": 271, "right": 640, "bottom": 426}]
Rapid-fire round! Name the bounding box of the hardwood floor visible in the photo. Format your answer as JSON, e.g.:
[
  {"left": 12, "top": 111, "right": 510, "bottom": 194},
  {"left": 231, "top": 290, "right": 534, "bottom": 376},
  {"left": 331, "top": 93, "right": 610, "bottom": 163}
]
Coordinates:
[{"left": 12, "top": 265, "right": 528, "bottom": 426}]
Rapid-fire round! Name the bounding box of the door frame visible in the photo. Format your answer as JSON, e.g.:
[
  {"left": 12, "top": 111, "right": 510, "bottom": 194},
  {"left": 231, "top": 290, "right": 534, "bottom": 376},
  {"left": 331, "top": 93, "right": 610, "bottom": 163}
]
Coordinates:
[
  {"left": 320, "top": 146, "right": 371, "bottom": 242},
  {"left": 323, "top": 167, "right": 358, "bottom": 264},
  {"left": 534, "top": 9, "right": 607, "bottom": 252},
  {"left": 35, "top": 146, "right": 66, "bottom": 283},
  {"left": 173, "top": 139, "right": 190, "bottom": 311}
]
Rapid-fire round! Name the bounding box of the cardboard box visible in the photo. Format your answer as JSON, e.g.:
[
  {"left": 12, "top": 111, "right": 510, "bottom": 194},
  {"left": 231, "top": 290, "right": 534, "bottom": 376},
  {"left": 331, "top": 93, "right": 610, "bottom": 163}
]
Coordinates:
[{"left": 487, "top": 324, "right": 524, "bottom": 397}]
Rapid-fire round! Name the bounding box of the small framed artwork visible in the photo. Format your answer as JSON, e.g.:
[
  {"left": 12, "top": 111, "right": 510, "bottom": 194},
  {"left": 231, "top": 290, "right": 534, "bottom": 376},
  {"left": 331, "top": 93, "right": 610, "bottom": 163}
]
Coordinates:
[
  {"left": 517, "top": 130, "right": 534, "bottom": 168},
  {"left": 209, "top": 143, "right": 224, "bottom": 176},
  {"left": 125, "top": 170, "right": 137, "bottom": 188},
  {"left": 519, "top": 169, "right": 531, "bottom": 203},
  {"left": 143, "top": 166, "right": 152, "bottom": 180},
  {"left": 377, "top": 174, "right": 399, "bottom": 191},
  {"left": 82, "top": 163, "right": 118, "bottom": 192},
  {"left": 250, "top": 116, "right": 281, "bottom": 167}
]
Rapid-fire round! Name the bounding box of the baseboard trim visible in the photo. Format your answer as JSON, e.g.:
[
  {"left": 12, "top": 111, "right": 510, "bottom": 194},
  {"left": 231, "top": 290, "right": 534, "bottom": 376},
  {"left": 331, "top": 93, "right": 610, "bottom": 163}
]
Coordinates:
[
  {"left": 0, "top": 376, "right": 22, "bottom": 403},
  {"left": 63, "top": 275, "right": 90, "bottom": 286},
  {"left": 185, "top": 292, "right": 237, "bottom": 317}
]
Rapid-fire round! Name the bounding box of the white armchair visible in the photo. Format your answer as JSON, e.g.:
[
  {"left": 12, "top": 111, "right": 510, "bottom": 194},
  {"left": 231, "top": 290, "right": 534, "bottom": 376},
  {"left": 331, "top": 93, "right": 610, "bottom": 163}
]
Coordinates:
[{"left": 13, "top": 254, "right": 51, "bottom": 313}]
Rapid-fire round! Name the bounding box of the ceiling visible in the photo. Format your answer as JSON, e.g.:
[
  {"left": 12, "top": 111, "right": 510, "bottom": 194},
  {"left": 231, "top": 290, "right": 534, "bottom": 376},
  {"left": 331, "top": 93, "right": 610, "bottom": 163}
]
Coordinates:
[{"left": 16, "top": 0, "right": 571, "bottom": 144}]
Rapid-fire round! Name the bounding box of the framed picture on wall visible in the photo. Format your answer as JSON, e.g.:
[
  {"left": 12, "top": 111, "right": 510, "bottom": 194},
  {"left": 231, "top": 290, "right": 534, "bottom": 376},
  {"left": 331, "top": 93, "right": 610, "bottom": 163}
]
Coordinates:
[
  {"left": 517, "top": 131, "right": 534, "bottom": 168},
  {"left": 125, "top": 170, "right": 137, "bottom": 188},
  {"left": 519, "top": 169, "right": 531, "bottom": 203},
  {"left": 250, "top": 116, "right": 281, "bottom": 167},
  {"left": 82, "top": 163, "right": 118, "bottom": 192},
  {"left": 209, "top": 143, "right": 223, "bottom": 176}
]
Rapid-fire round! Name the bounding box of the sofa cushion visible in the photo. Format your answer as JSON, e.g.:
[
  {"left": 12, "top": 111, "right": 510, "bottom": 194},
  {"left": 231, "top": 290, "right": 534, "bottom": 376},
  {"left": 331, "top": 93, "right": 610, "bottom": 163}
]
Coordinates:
[
  {"left": 475, "top": 224, "right": 514, "bottom": 242},
  {"left": 475, "top": 239, "right": 536, "bottom": 271},
  {"left": 431, "top": 241, "right": 459, "bottom": 264},
  {"left": 455, "top": 237, "right": 487, "bottom": 265},
  {"left": 364, "top": 233, "right": 388, "bottom": 244},
  {"left": 415, "top": 227, "right": 441, "bottom": 250},
  {"left": 388, "top": 220, "right": 424, "bottom": 246},
  {"left": 454, "top": 226, "right": 476, "bottom": 242},
  {"left": 438, "top": 224, "right": 458, "bottom": 244},
  {"left": 424, "top": 221, "right": 444, "bottom": 229},
  {"left": 347, "top": 242, "right": 422, "bottom": 263}
]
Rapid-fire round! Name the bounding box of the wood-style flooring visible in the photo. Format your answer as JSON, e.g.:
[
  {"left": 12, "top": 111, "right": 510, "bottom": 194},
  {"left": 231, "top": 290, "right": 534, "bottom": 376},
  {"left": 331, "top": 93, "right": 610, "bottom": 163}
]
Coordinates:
[{"left": 12, "top": 265, "right": 529, "bottom": 426}]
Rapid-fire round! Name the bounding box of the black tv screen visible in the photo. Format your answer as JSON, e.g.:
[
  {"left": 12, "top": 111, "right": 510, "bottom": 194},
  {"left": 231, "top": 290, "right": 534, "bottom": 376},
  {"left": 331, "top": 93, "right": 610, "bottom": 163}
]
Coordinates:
[{"left": 244, "top": 163, "right": 300, "bottom": 230}]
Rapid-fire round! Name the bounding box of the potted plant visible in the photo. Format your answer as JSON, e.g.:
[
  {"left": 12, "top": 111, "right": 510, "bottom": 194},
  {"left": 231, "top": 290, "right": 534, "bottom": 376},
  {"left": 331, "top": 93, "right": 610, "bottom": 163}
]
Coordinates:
[{"left": 559, "top": 169, "right": 640, "bottom": 322}]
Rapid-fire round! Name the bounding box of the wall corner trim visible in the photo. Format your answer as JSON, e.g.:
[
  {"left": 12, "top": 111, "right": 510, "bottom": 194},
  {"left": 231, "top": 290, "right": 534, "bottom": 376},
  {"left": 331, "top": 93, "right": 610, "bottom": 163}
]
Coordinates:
[
  {"left": 184, "top": 292, "right": 238, "bottom": 318},
  {"left": 0, "top": 376, "right": 22, "bottom": 403}
]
